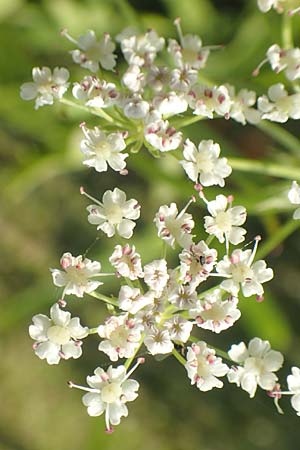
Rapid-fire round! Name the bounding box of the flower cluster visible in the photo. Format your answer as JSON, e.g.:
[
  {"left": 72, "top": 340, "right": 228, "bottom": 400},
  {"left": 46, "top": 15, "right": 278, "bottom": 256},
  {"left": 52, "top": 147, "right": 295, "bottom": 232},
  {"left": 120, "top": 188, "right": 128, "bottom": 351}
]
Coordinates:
[{"left": 23, "top": 12, "right": 300, "bottom": 433}]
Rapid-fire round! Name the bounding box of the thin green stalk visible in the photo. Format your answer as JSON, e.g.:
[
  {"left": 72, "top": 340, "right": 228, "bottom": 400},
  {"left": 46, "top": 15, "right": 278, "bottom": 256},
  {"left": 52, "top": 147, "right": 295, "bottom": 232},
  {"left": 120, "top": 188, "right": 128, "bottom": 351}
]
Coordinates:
[
  {"left": 172, "top": 348, "right": 186, "bottom": 366},
  {"left": 256, "top": 218, "right": 300, "bottom": 259},
  {"left": 228, "top": 157, "right": 300, "bottom": 180},
  {"left": 59, "top": 98, "right": 122, "bottom": 125},
  {"left": 256, "top": 121, "right": 300, "bottom": 158},
  {"left": 88, "top": 291, "right": 118, "bottom": 307},
  {"left": 282, "top": 12, "right": 294, "bottom": 49},
  {"left": 171, "top": 114, "right": 206, "bottom": 129}
]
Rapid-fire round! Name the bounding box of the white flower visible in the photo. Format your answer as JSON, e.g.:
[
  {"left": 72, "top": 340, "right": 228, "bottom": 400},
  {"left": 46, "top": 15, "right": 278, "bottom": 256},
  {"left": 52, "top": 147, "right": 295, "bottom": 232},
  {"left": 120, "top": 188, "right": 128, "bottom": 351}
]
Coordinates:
[
  {"left": 287, "top": 367, "right": 300, "bottom": 416},
  {"left": 143, "top": 259, "right": 169, "bottom": 295},
  {"left": 179, "top": 240, "right": 217, "bottom": 290},
  {"left": 216, "top": 247, "right": 274, "bottom": 297},
  {"left": 144, "top": 327, "right": 174, "bottom": 355},
  {"left": 170, "top": 67, "right": 198, "bottom": 92},
  {"left": 118, "top": 286, "right": 154, "bottom": 314},
  {"left": 228, "top": 338, "right": 284, "bottom": 397},
  {"left": 168, "top": 32, "right": 209, "bottom": 70},
  {"left": 257, "top": 0, "right": 285, "bottom": 13},
  {"left": 72, "top": 76, "right": 119, "bottom": 108},
  {"left": 122, "top": 65, "right": 145, "bottom": 92},
  {"left": 168, "top": 283, "right": 198, "bottom": 309},
  {"left": 188, "top": 84, "right": 232, "bottom": 118},
  {"left": 190, "top": 289, "right": 241, "bottom": 333},
  {"left": 98, "top": 315, "right": 142, "bottom": 361},
  {"left": 80, "top": 125, "right": 128, "bottom": 173},
  {"left": 51, "top": 252, "right": 102, "bottom": 298},
  {"left": 109, "top": 244, "right": 143, "bottom": 280},
  {"left": 63, "top": 29, "right": 116, "bottom": 72},
  {"left": 204, "top": 195, "right": 247, "bottom": 245},
  {"left": 69, "top": 363, "right": 140, "bottom": 432},
  {"left": 258, "top": 83, "right": 300, "bottom": 122},
  {"left": 147, "top": 65, "right": 171, "bottom": 92},
  {"left": 180, "top": 139, "right": 232, "bottom": 187},
  {"left": 29, "top": 303, "right": 88, "bottom": 365},
  {"left": 122, "top": 94, "right": 150, "bottom": 119},
  {"left": 185, "top": 341, "right": 229, "bottom": 391},
  {"left": 267, "top": 44, "right": 300, "bottom": 81},
  {"left": 116, "top": 28, "right": 164, "bottom": 66},
  {"left": 154, "top": 202, "right": 194, "bottom": 248},
  {"left": 152, "top": 92, "right": 188, "bottom": 116},
  {"left": 20, "top": 67, "right": 69, "bottom": 109},
  {"left": 144, "top": 119, "right": 182, "bottom": 152},
  {"left": 164, "top": 315, "right": 193, "bottom": 343},
  {"left": 86, "top": 188, "right": 140, "bottom": 239},
  {"left": 226, "top": 85, "right": 261, "bottom": 125},
  {"left": 288, "top": 181, "right": 300, "bottom": 219}
]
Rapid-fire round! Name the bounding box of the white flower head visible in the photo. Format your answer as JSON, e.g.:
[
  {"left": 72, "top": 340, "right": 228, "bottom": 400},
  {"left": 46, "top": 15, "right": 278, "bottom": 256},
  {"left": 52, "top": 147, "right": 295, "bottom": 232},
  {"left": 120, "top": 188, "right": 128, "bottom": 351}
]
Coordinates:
[
  {"left": 109, "top": 244, "right": 143, "bottom": 280},
  {"left": 258, "top": 83, "right": 300, "bottom": 122},
  {"left": 226, "top": 85, "right": 261, "bottom": 125},
  {"left": 98, "top": 314, "right": 143, "bottom": 361},
  {"left": 69, "top": 361, "right": 142, "bottom": 432},
  {"left": 146, "top": 65, "right": 171, "bottom": 92},
  {"left": 29, "top": 303, "right": 88, "bottom": 364},
  {"left": 80, "top": 125, "right": 128, "bottom": 173},
  {"left": 145, "top": 119, "right": 182, "bottom": 152},
  {"left": 180, "top": 139, "right": 232, "bottom": 187},
  {"left": 154, "top": 201, "right": 195, "bottom": 249},
  {"left": 62, "top": 29, "right": 116, "bottom": 72},
  {"left": 143, "top": 259, "right": 169, "bottom": 296},
  {"left": 266, "top": 44, "right": 300, "bottom": 81},
  {"left": 190, "top": 289, "right": 241, "bottom": 333},
  {"left": 185, "top": 341, "right": 229, "bottom": 391},
  {"left": 51, "top": 252, "right": 102, "bottom": 298},
  {"left": 72, "top": 76, "right": 119, "bottom": 108},
  {"left": 179, "top": 240, "right": 217, "bottom": 290},
  {"left": 287, "top": 367, "right": 300, "bottom": 416},
  {"left": 257, "top": 0, "right": 285, "bottom": 13},
  {"left": 118, "top": 285, "right": 154, "bottom": 314},
  {"left": 216, "top": 244, "right": 274, "bottom": 298},
  {"left": 168, "top": 283, "right": 198, "bottom": 310},
  {"left": 188, "top": 84, "right": 232, "bottom": 118},
  {"left": 116, "top": 28, "right": 164, "bottom": 66},
  {"left": 228, "top": 338, "right": 284, "bottom": 397},
  {"left": 85, "top": 187, "right": 140, "bottom": 239},
  {"left": 144, "top": 327, "right": 174, "bottom": 355},
  {"left": 170, "top": 67, "right": 198, "bottom": 92},
  {"left": 164, "top": 315, "right": 193, "bottom": 343},
  {"left": 152, "top": 91, "right": 188, "bottom": 116},
  {"left": 20, "top": 66, "right": 69, "bottom": 109},
  {"left": 122, "top": 94, "right": 150, "bottom": 119},
  {"left": 122, "top": 65, "right": 146, "bottom": 92},
  {"left": 204, "top": 194, "right": 247, "bottom": 246},
  {"left": 288, "top": 181, "right": 300, "bottom": 219}
]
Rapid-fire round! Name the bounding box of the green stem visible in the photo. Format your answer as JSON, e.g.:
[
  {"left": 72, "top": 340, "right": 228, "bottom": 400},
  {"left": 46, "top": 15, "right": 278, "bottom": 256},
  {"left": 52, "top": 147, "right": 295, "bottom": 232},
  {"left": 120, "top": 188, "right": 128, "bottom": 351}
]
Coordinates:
[
  {"left": 172, "top": 348, "right": 186, "bottom": 366},
  {"left": 171, "top": 114, "right": 206, "bottom": 129},
  {"left": 228, "top": 157, "right": 300, "bottom": 180},
  {"left": 59, "top": 98, "right": 122, "bottom": 125},
  {"left": 87, "top": 291, "right": 118, "bottom": 307},
  {"left": 257, "top": 218, "right": 300, "bottom": 259},
  {"left": 89, "top": 327, "right": 98, "bottom": 334},
  {"left": 256, "top": 121, "right": 300, "bottom": 158},
  {"left": 282, "top": 12, "right": 294, "bottom": 49}
]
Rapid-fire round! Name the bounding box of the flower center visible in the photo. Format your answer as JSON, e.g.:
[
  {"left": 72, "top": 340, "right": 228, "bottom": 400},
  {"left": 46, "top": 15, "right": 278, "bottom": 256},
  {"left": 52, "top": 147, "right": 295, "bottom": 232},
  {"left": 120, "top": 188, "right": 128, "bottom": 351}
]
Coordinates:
[
  {"left": 202, "top": 304, "right": 225, "bottom": 322},
  {"left": 196, "top": 356, "right": 211, "bottom": 378},
  {"left": 95, "top": 141, "right": 112, "bottom": 159},
  {"left": 106, "top": 204, "right": 123, "bottom": 224},
  {"left": 47, "top": 325, "right": 71, "bottom": 345},
  {"left": 101, "top": 382, "right": 122, "bottom": 403},
  {"left": 215, "top": 211, "right": 232, "bottom": 232},
  {"left": 66, "top": 266, "right": 87, "bottom": 285},
  {"left": 110, "top": 326, "right": 129, "bottom": 347},
  {"left": 196, "top": 151, "right": 213, "bottom": 172},
  {"left": 231, "top": 262, "right": 253, "bottom": 283}
]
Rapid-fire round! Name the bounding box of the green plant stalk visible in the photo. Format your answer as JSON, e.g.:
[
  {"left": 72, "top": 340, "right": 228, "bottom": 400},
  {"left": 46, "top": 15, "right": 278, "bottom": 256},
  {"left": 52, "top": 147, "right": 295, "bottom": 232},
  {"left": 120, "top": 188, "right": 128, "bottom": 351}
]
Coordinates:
[
  {"left": 172, "top": 348, "right": 186, "bottom": 366},
  {"left": 282, "top": 12, "right": 294, "bottom": 49},
  {"left": 88, "top": 291, "right": 119, "bottom": 307},
  {"left": 228, "top": 157, "right": 300, "bottom": 180},
  {"left": 256, "top": 218, "right": 300, "bottom": 260},
  {"left": 256, "top": 121, "right": 300, "bottom": 158}
]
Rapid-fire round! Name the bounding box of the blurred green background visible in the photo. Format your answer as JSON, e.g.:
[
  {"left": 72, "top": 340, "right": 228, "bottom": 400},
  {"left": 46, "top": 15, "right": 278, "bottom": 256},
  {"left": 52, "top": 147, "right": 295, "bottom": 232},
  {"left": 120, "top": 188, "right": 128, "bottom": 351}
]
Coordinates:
[{"left": 2, "top": 0, "right": 300, "bottom": 449}]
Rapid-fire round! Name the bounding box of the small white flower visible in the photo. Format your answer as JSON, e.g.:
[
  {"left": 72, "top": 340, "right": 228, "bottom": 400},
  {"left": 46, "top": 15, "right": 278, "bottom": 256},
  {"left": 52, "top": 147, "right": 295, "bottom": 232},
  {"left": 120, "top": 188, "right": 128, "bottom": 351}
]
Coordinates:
[
  {"left": 228, "top": 338, "right": 284, "bottom": 397},
  {"left": 204, "top": 195, "right": 247, "bottom": 245},
  {"left": 287, "top": 367, "right": 300, "bottom": 416},
  {"left": 116, "top": 28, "right": 164, "bottom": 66},
  {"left": 190, "top": 289, "right": 241, "bottom": 333},
  {"left": 80, "top": 125, "right": 128, "bottom": 173},
  {"left": 109, "top": 244, "right": 144, "bottom": 280},
  {"left": 144, "top": 327, "right": 174, "bottom": 355},
  {"left": 122, "top": 65, "right": 145, "bottom": 92},
  {"left": 216, "top": 247, "right": 274, "bottom": 297},
  {"left": 267, "top": 44, "right": 300, "bottom": 81},
  {"left": 98, "top": 314, "right": 142, "bottom": 361},
  {"left": 164, "top": 315, "right": 193, "bottom": 343},
  {"left": 179, "top": 240, "right": 217, "bottom": 290},
  {"left": 20, "top": 66, "right": 69, "bottom": 109},
  {"left": 226, "top": 85, "right": 261, "bottom": 125},
  {"left": 170, "top": 67, "right": 198, "bottom": 92},
  {"left": 146, "top": 65, "right": 171, "bottom": 92},
  {"left": 72, "top": 76, "right": 119, "bottom": 108},
  {"left": 288, "top": 181, "right": 300, "bottom": 219},
  {"left": 63, "top": 29, "right": 116, "bottom": 72},
  {"left": 122, "top": 94, "right": 150, "bottom": 119},
  {"left": 258, "top": 83, "right": 300, "bottom": 122},
  {"left": 257, "top": 0, "right": 285, "bottom": 13},
  {"left": 152, "top": 91, "right": 188, "bottom": 116},
  {"left": 188, "top": 84, "right": 232, "bottom": 118},
  {"left": 144, "top": 119, "right": 182, "bottom": 152},
  {"left": 180, "top": 139, "right": 232, "bottom": 187},
  {"left": 154, "top": 202, "right": 194, "bottom": 249},
  {"left": 118, "top": 285, "right": 154, "bottom": 314},
  {"left": 168, "top": 283, "right": 198, "bottom": 310},
  {"left": 51, "top": 252, "right": 102, "bottom": 298},
  {"left": 86, "top": 187, "right": 140, "bottom": 239},
  {"left": 143, "top": 259, "right": 169, "bottom": 295},
  {"left": 168, "top": 32, "right": 209, "bottom": 70},
  {"left": 185, "top": 341, "right": 229, "bottom": 391},
  {"left": 69, "top": 363, "right": 140, "bottom": 432},
  {"left": 29, "top": 303, "right": 88, "bottom": 364}
]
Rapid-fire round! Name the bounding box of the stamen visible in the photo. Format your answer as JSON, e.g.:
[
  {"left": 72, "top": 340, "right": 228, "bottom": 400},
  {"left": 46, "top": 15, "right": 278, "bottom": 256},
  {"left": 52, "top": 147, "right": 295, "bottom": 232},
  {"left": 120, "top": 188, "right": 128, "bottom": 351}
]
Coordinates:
[
  {"left": 174, "top": 17, "right": 184, "bottom": 46},
  {"left": 178, "top": 196, "right": 196, "bottom": 219},
  {"left": 80, "top": 187, "right": 103, "bottom": 206},
  {"left": 201, "top": 44, "right": 225, "bottom": 52},
  {"left": 288, "top": 6, "right": 300, "bottom": 16},
  {"left": 252, "top": 58, "right": 268, "bottom": 77},
  {"left": 60, "top": 28, "right": 78, "bottom": 46},
  {"left": 125, "top": 357, "right": 145, "bottom": 380},
  {"left": 247, "top": 235, "right": 261, "bottom": 267},
  {"left": 67, "top": 381, "right": 98, "bottom": 393}
]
